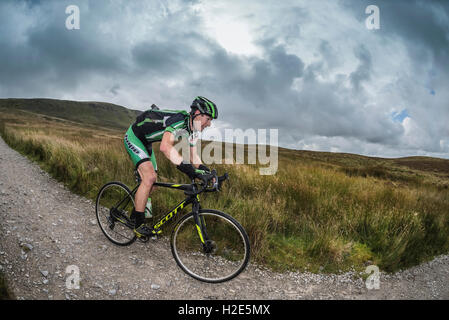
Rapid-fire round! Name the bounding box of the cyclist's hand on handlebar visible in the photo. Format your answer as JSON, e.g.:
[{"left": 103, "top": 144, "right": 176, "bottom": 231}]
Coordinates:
[
  {"left": 177, "top": 162, "right": 226, "bottom": 191},
  {"left": 177, "top": 161, "right": 198, "bottom": 180},
  {"left": 198, "top": 164, "right": 217, "bottom": 184},
  {"left": 200, "top": 170, "right": 227, "bottom": 192},
  {"left": 176, "top": 162, "right": 211, "bottom": 181},
  {"left": 198, "top": 164, "right": 211, "bottom": 173}
]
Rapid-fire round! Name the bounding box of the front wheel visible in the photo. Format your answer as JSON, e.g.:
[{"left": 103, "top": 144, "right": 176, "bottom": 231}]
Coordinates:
[{"left": 171, "top": 209, "right": 250, "bottom": 283}]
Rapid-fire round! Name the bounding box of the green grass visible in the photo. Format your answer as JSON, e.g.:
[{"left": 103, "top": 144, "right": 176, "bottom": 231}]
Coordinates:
[{"left": 1, "top": 107, "right": 449, "bottom": 277}]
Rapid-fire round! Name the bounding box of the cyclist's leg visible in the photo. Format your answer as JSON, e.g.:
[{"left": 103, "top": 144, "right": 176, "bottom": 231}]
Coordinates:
[
  {"left": 124, "top": 125, "right": 157, "bottom": 237},
  {"left": 135, "top": 160, "right": 157, "bottom": 212},
  {"left": 124, "top": 126, "right": 151, "bottom": 208},
  {"left": 135, "top": 144, "right": 158, "bottom": 211},
  {"left": 124, "top": 125, "right": 151, "bottom": 171},
  {"left": 149, "top": 149, "right": 158, "bottom": 193}
]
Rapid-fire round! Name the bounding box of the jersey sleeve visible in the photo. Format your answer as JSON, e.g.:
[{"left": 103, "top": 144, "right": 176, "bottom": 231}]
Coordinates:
[
  {"left": 164, "top": 120, "right": 192, "bottom": 147},
  {"left": 163, "top": 112, "right": 196, "bottom": 145},
  {"left": 165, "top": 121, "right": 199, "bottom": 147},
  {"left": 164, "top": 120, "right": 186, "bottom": 135}
]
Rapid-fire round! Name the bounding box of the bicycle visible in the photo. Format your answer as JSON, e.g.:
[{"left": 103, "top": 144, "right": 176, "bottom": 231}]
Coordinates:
[{"left": 95, "top": 169, "right": 250, "bottom": 283}]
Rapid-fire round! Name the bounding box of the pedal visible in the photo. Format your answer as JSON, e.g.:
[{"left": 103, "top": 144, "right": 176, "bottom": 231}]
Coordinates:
[
  {"left": 138, "top": 235, "right": 149, "bottom": 243},
  {"left": 152, "top": 228, "right": 162, "bottom": 235}
]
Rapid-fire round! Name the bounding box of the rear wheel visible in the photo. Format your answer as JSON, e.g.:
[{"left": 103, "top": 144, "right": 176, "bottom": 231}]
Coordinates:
[
  {"left": 96, "top": 182, "right": 137, "bottom": 246},
  {"left": 171, "top": 209, "right": 250, "bottom": 283}
]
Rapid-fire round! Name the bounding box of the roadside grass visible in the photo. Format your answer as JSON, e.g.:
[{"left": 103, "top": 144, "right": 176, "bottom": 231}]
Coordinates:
[{"left": 1, "top": 109, "right": 448, "bottom": 276}]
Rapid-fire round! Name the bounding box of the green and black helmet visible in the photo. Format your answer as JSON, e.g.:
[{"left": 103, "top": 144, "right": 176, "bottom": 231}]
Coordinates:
[{"left": 190, "top": 96, "right": 218, "bottom": 120}]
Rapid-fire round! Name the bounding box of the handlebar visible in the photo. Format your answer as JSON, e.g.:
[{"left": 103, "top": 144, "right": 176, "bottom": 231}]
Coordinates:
[{"left": 188, "top": 170, "right": 229, "bottom": 195}]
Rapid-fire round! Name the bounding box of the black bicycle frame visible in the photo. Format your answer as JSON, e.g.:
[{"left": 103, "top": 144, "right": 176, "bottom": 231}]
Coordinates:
[{"left": 128, "top": 181, "right": 209, "bottom": 244}]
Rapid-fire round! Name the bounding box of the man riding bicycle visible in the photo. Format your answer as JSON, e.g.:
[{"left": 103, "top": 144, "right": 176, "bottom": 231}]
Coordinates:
[{"left": 124, "top": 96, "right": 218, "bottom": 238}]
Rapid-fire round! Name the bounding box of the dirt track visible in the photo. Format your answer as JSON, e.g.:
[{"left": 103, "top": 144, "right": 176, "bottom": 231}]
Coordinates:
[{"left": 1, "top": 136, "right": 448, "bottom": 300}]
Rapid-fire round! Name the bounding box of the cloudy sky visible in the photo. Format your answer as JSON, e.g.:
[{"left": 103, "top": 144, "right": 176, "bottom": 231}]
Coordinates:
[{"left": 1, "top": 0, "right": 448, "bottom": 159}]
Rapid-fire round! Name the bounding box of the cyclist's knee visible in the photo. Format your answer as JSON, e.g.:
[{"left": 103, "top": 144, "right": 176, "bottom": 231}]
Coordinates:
[
  {"left": 150, "top": 184, "right": 158, "bottom": 193},
  {"left": 137, "top": 161, "right": 157, "bottom": 188},
  {"left": 143, "top": 173, "right": 157, "bottom": 187},
  {"left": 138, "top": 177, "right": 155, "bottom": 192}
]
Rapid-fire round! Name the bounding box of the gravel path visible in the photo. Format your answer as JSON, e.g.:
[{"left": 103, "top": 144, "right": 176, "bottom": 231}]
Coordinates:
[{"left": 0, "top": 136, "right": 448, "bottom": 300}]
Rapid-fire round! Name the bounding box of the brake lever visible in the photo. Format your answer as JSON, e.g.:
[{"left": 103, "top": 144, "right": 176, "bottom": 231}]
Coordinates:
[
  {"left": 211, "top": 169, "right": 219, "bottom": 190},
  {"left": 216, "top": 172, "right": 228, "bottom": 191},
  {"left": 193, "top": 171, "right": 228, "bottom": 193}
]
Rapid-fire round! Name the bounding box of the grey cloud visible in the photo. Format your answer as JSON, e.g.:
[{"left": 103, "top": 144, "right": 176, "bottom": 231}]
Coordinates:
[
  {"left": 350, "top": 44, "right": 372, "bottom": 92},
  {"left": 132, "top": 40, "right": 187, "bottom": 76},
  {"left": 207, "top": 41, "right": 403, "bottom": 149},
  {"left": 345, "top": 0, "right": 449, "bottom": 68},
  {"left": 318, "top": 40, "right": 340, "bottom": 71},
  {"left": 341, "top": 0, "right": 449, "bottom": 153},
  {"left": 0, "top": 0, "right": 127, "bottom": 95},
  {"left": 217, "top": 43, "right": 305, "bottom": 111},
  {"left": 294, "top": 75, "right": 403, "bottom": 145},
  {"left": 110, "top": 84, "right": 120, "bottom": 96}
]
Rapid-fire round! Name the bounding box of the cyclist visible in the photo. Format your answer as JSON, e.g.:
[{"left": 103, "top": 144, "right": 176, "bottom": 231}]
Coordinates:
[{"left": 124, "top": 96, "right": 218, "bottom": 238}]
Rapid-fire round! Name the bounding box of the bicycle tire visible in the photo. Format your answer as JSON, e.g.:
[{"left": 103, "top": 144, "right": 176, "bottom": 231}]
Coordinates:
[
  {"left": 96, "top": 181, "right": 137, "bottom": 246},
  {"left": 170, "top": 209, "right": 250, "bottom": 283}
]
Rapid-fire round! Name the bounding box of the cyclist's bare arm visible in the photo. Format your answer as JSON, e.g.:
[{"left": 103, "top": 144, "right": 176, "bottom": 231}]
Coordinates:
[
  {"left": 191, "top": 143, "right": 215, "bottom": 183},
  {"left": 160, "top": 131, "right": 204, "bottom": 167},
  {"left": 160, "top": 131, "right": 183, "bottom": 165},
  {"left": 190, "top": 145, "right": 202, "bottom": 168}
]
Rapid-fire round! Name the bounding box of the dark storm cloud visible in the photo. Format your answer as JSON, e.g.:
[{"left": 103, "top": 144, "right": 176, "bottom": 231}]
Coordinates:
[
  {"left": 288, "top": 65, "right": 403, "bottom": 146},
  {"left": 27, "top": 24, "right": 125, "bottom": 80},
  {"left": 130, "top": 30, "right": 212, "bottom": 78},
  {"left": 344, "top": 0, "right": 449, "bottom": 63},
  {"left": 132, "top": 40, "right": 187, "bottom": 75},
  {"left": 342, "top": 0, "right": 449, "bottom": 100},
  {"left": 0, "top": 0, "right": 126, "bottom": 95},
  {"left": 350, "top": 44, "right": 372, "bottom": 92},
  {"left": 318, "top": 40, "right": 340, "bottom": 71},
  {"left": 226, "top": 43, "right": 305, "bottom": 110}
]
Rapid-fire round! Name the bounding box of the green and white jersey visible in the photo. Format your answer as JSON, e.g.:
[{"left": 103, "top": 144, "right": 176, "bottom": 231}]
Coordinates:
[{"left": 131, "top": 109, "right": 199, "bottom": 147}]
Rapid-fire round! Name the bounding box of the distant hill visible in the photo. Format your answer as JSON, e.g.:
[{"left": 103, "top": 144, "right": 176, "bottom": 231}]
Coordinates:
[{"left": 0, "top": 98, "right": 142, "bottom": 130}]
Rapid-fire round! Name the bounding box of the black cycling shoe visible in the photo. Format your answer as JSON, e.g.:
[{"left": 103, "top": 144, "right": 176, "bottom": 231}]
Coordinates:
[
  {"left": 134, "top": 223, "right": 162, "bottom": 237},
  {"left": 133, "top": 224, "right": 152, "bottom": 238},
  {"left": 129, "top": 210, "right": 138, "bottom": 223}
]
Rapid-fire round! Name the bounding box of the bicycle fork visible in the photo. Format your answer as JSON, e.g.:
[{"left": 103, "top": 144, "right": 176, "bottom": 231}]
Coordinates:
[{"left": 192, "top": 201, "right": 214, "bottom": 254}]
